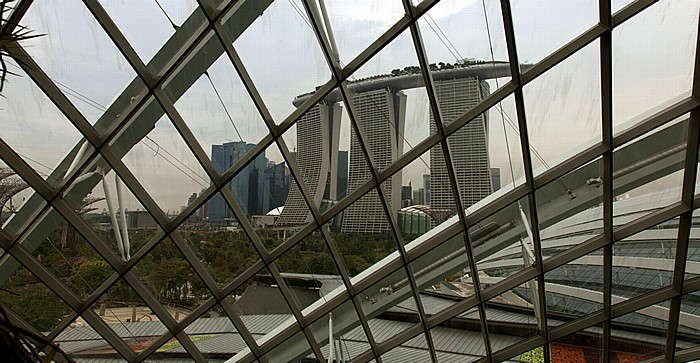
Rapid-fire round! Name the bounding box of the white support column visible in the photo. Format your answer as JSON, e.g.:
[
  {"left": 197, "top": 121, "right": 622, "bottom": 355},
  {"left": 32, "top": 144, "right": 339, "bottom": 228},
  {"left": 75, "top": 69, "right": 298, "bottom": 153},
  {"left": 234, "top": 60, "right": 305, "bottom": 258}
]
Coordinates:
[{"left": 115, "top": 175, "right": 130, "bottom": 260}]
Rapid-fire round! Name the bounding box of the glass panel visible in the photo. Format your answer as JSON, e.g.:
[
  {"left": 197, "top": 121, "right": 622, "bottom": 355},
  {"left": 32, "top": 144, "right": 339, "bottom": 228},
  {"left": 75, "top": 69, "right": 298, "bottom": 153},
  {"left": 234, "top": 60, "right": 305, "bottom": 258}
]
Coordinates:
[
  {"left": 613, "top": 116, "right": 688, "bottom": 219},
  {"left": 231, "top": 267, "right": 294, "bottom": 344},
  {"left": 511, "top": 345, "right": 545, "bottom": 363},
  {"left": 0, "top": 59, "right": 86, "bottom": 186},
  {"left": 523, "top": 40, "right": 601, "bottom": 176},
  {"left": 320, "top": 0, "right": 405, "bottom": 66},
  {"left": 99, "top": 0, "right": 201, "bottom": 65},
  {"left": 27, "top": 208, "right": 115, "bottom": 300},
  {"left": 273, "top": 227, "right": 345, "bottom": 317},
  {"left": 233, "top": 0, "right": 331, "bottom": 124},
  {"left": 409, "top": 231, "right": 476, "bottom": 320},
  {"left": 552, "top": 324, "right": 603, "bottom": 363},
  {"left": 21, "top": 0, "right": 140, "bottom": 125},
  {"left": 611, "top": 301, "right": 670, "bottom": 361},
  {"left": 538, "top": 158, "right": 604, "bottom": 263},
  {"left": 612, "top": 218, "right": 677, "bottom": 301},
  {"left": 178, "top": 303, "right": 248, "bottom": 360},
  {"left": 510, "top": 0, "right": 598, "bottom": 64},
  {"left": 687, "top": 208, "right": 700, "bottom": 281},
  {"left": 432, "top": 307, "right": 487, "bottom": 362},
  {"left": 66, "top": 169, "right": 161, "bottom": 262},
  {"left": 168, "top": 35, "right": 269, "bottom": 161},
  {"left": 309, "top": 299, "right": 372, "bottom": 362},
  {"left": 544, "top": 248, "right": 604, "bottom": 321},
  {"left": 420, "top": 0, "right": 512, "bottom": 92},
  {"left": 474, "top": 197, "right": 533, "bottom": 280},
  {"left": 0, "top": 165, "right": 45, "bottom": 238},
  {"left": 485, "top": 277, "right": 543, "bottom": 352},
  {"left": 380, "top": 332, "right": 433, "bottom": 362},
  {"left": 612, "top": 1, "right": 699, "bottom": 131},
  {"left": 676, "top": 293, "right": 700, "bottom": 352},
  {"left": 185, "top": 192, "right": 261, "bottom": 289},
  {"left": 131, "top": 237, "right": 211, "bottom": 322},
  {"left": 0, "top": 254, "right": 73, "bottom": 333},
  {"left": 448, "top": 95, "right": 526, "bottom": 212},
  {"left": 356, "top": 267, "right": 421, "bottom": 344},
  {"left": 264, "top": 330, "right": 315, "bottom": 363},
  {"left": 87, "top": 278, "right": 168, "bottom": 354},
  {"left": 395, "top": 153, "right": 435, "bottom": 241},
  {"left": 330, "top": 190, "right": 399, "bottom": 271},
  {"left": 116, "top": 100, "right": 209, "bottom": 219}
]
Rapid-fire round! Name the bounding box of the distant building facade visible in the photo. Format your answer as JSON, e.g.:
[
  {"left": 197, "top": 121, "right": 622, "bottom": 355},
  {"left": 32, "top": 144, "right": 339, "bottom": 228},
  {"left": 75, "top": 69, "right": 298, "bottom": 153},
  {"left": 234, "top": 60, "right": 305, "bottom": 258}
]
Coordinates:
[
  {"left": 429, "top": 78, "right": 492, "bottom": 211},
  {"left": 208, "top": 141, "right": 266, "bottom": 224},
  {"left": 278, "top": 103, "right": 342, "bottom": 225},
  {"left": 341, "top": 89, "right": 407, "bottom": 233}
]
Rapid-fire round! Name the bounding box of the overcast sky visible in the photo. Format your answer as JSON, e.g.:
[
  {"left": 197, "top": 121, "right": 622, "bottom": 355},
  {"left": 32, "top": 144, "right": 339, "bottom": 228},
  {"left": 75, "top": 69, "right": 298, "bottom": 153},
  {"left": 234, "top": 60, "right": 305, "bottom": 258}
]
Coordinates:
[{"left": 1, "top": 0, "right": 698, "bottom": 213}]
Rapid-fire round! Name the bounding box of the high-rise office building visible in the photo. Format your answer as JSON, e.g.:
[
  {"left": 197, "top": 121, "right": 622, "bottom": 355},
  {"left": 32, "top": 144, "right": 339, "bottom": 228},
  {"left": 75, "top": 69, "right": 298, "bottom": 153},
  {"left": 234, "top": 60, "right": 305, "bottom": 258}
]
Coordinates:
[
  {"left": 263, "top": 161, "right": 289, "bottom": 214},
  {"left": 429, "top": 78, "right": 492, "bottom": 210},
  {"left": 208, "top": 141, "right": 266, "bottom": 223},
  {"left": 422, "top": 174, "right": 431, "bottom": 205},
  {"left": 278, "top": 103, "right": 341, "bottom": 225},
  {"left": 341, "top": 89, "right": 407, "bottom": 233}
]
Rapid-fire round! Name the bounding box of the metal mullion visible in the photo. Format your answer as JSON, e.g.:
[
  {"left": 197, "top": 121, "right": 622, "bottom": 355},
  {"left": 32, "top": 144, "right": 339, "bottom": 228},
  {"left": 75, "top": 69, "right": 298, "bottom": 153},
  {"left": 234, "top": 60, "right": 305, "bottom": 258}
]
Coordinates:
[
  {"left": 218, "top": 135, "right": 274, "bottom": 183},
  {"left": 169, "top": 185, "right": 217, "bottom": 230},
  {"left": 219, "top": 187, "right": 272, "bottom": 264},
  {"left": 599, "top": 0, "right": 614, "bottom": 359},
  {"left": 612, "top": 203, "right": 689, "bottom": 242},
  {"left": 374, "top": 322, "right": 424, "bottom": 357},
  {"left": 547, "top": 311, "right": 606, "bottom": 341},
  {"left": 219, "top": 260, "right": 266, "bottom": 298},
  {"left": 169, "top": 232, "right": 223, "bottom": 300},
  {"left": 0, "top": 140, "right": 52, "bottom": 200},
  {"left": 611, "top": 0, "right": 657, "bottom": 28},
  {"left": 264, "top": 264, "right": 325, "bottom": 361},
  {"left": 666, "top": 106, "right": 700, "bottom": 360},
  {"left": 8, "top": 243, "right": 82, "bottom": 309},
  {"left": 290, "top": 5, "right": 378, "bottom": 326},
  {"left": 219, "top": 299, "right": 263, "bottom": 359},
  {"left": 175, "top": 296, "right": 218, "bottom": 330},
  {"left": 122, "top": 271, "right": 178, "bottom": 330},
  {"left": 425, "top": 295, "right": 480, "bottom": 329},
  {"left": 612, "top": 97, "right": 698, "bottom": 148},
  {"left": 212, "top": 21, "right": 276, "bottom": 131},
  {"left": 609, "top": 286, "right": 677, "bottom": 320},
  {"left": 135, "top": 332, "right": 175, "bottom": 361},
  {"left": 50, "top": 198, "right": 123, "bottom": 270},
  {"left": 269, "top": 135, "right": 324, "bottom": 228},
  {"left": 152, "top": 87, "right": 221, "bottom": 184},
  {"left": 534, "top": 143, "right": 608, "bottom": 189},
  {"left": 480, "top": 267, "right": 539, "bottom": 302},
  {"left": 525, "top": 192, "right": 549, "bottom": 357},
  {"left": 442, "top": 81, "right": 518, "bottom": 140},
  {"left": 80, "top": 309, "right": 136, "bottom": 361},
  {"left": 266, "top": 223, "right": 317, "bottom": 263},
  {"left": 301, "top": 0, "right": 341, "bottom": 78},
  {"left": 173, "top": 330, "right": 207, "bottom": 363},
  {"left": 123, "top": 230, "right": 167, "bottom": 273},
  {"left": 318, "top": 227, "right": 355, "bottom": 294},
  {"left": 491, "top": 335, "right": 548, "bottom": 363},
  {"left": 349, "top": 295, "right": 383, "bottom": 362},
  {"left": 83, "top": 0, "right": 153, "bottom": 89},
  {"left": 99, "top": 147, "right": 171, "bottom": 230},
  {"left": 8, "top": 46, "right": 100, "bottom": 146},
  {"left": 319, "top": 175, "right": 376, "bottom": 224},
  {"left": 405, "top": 0, "right": 494, "bottom": 359}
]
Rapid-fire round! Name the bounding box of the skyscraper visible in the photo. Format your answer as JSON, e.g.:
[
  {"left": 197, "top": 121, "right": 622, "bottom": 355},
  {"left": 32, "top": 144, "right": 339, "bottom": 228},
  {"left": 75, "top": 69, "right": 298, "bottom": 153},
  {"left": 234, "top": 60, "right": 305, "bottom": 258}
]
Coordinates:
[
  {"left": 429, "top": 78, "right": 492, "bottom": 211},
  {"left": 278, "top": 103, "right": 341, "bottom": 225},
  {"left": 341, "top": 89, "right": 407, "bottom": 233},
  {"left": 209, "top": 141, "right": 266, "bottom": 223}
]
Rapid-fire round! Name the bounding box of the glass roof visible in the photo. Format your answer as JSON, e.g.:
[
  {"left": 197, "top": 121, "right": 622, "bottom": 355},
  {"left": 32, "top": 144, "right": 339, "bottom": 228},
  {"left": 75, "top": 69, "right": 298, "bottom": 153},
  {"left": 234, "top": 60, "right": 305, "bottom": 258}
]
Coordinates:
[{"left": 1, "top": 0, "right": 699, "bottom": 362}]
